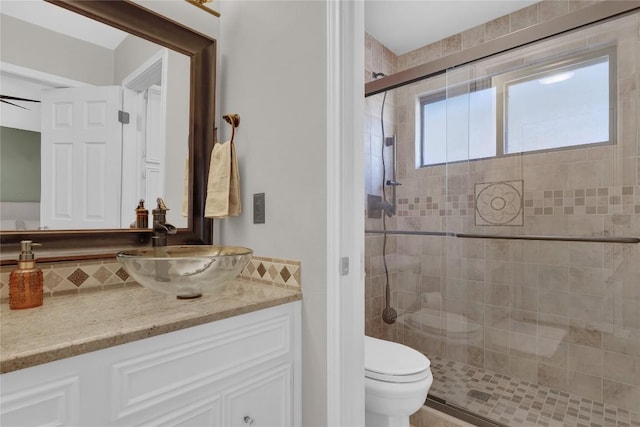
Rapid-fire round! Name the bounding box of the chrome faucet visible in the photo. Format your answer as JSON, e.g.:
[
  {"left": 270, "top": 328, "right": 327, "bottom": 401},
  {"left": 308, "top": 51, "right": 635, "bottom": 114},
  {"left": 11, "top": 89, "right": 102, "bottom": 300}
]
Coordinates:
[{"left": 152, "top": 198, "right": 177, "bottom": 247}]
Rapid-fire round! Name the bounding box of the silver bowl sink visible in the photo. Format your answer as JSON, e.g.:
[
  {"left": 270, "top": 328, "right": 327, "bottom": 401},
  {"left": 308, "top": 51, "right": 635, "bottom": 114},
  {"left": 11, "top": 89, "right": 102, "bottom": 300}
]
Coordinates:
[{"left": 117, "top": 245, "right": 252, "bottom": 299}]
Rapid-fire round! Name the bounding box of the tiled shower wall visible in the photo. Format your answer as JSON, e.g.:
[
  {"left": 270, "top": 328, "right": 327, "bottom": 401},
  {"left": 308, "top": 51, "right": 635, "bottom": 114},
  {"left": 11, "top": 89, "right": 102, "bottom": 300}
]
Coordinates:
[{"left": 365, "top": 1, "right": 640, "bottom": 414}]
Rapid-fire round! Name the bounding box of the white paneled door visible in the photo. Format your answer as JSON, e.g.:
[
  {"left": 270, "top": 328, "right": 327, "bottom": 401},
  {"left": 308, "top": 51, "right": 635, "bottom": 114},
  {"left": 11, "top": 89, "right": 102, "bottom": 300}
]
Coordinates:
[{"left": 40, "top": 86, "right": 122, "bottom": 229}]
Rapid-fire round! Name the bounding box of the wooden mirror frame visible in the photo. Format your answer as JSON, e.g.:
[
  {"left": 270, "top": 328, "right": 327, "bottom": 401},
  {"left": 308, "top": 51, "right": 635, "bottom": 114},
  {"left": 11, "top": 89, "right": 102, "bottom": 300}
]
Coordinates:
[{"left": 0, "top": 0, "right": 215, "bottom": 261}]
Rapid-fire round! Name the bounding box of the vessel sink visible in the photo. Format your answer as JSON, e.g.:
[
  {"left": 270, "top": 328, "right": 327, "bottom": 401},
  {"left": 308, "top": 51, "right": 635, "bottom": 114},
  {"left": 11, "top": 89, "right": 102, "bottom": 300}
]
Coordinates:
[{"left": 117, "top": 245, "right": 252, "bottom": 299}]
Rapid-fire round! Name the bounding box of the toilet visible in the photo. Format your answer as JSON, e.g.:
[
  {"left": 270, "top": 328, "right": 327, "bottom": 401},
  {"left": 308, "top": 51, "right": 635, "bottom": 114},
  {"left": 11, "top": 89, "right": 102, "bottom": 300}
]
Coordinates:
[{"left": 364, "top": 336, "right": 433, "bottom": 427}]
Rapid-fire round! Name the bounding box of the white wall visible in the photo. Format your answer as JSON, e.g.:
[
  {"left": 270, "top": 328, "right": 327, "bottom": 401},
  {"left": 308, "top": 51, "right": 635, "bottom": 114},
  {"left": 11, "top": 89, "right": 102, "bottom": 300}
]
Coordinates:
[
  {"left": 164, "top": 51, "right": 191, "bottom": 227},
  {"left": 129, "top": 2, "right": 366, "bottom": 425},
  {"left": 0, "top": 75, "right": 44, "bottom": 131},
  {"left": 216, "top": 2, "right": 329, "bottom": 425},
  {"left": 0, "top": 14, "right": 114, "bottom": 86}
]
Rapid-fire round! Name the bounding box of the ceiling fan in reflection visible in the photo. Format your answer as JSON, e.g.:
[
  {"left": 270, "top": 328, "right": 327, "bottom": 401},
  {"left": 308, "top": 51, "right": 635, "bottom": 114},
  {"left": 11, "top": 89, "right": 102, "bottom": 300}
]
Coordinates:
[{"left": 0, "top": 95, "right": 40, "bottom": 110}]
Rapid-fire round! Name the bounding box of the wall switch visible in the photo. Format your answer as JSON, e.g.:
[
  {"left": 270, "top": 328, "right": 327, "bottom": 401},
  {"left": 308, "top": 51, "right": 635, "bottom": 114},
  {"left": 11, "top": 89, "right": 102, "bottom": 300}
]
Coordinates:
[{"left": 253, "top": 193, "right": 265, "bottom": 224}]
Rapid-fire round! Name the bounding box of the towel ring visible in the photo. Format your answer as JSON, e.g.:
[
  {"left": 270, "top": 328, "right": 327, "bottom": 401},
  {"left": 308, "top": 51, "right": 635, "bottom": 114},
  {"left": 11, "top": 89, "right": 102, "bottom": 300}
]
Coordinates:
[{"left": 223, "top": 114, "right": 239, "bottom": 143}]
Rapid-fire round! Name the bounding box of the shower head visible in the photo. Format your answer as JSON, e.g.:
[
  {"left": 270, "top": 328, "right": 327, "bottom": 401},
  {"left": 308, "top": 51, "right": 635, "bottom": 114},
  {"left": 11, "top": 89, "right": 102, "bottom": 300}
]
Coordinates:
[
  {"left": 372, "top": 71, "right": 386, "bottom": 79},
  {"left": 382, "top": 305, "right": 397, "bottom": 324}
]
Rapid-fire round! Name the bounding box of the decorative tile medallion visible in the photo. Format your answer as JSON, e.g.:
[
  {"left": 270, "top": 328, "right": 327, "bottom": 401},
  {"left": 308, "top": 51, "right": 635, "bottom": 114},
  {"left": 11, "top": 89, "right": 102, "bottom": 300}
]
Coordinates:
[{"left": 475, "top": 180, "right": 524, "bottom": 226}]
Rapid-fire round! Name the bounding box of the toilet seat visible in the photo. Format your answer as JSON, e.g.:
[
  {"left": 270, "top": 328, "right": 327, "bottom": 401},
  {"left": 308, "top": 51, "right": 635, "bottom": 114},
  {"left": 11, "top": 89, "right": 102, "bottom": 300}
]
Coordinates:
[{"left": 365, "top": 336, "right": 431, "bottom": 384}]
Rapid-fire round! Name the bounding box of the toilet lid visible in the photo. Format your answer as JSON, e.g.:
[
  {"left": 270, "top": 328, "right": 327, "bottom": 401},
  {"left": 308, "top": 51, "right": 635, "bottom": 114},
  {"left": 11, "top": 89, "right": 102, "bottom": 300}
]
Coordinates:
[{"left": 365, "top": 336, "right": 430, "bottom": 383}]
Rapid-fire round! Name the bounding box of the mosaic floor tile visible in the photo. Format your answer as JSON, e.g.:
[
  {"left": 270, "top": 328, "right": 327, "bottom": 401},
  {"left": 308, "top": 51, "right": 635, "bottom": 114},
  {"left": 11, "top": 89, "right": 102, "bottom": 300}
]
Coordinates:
[{"left": 429, "top": 356, "right": 640, "bottom": 427}]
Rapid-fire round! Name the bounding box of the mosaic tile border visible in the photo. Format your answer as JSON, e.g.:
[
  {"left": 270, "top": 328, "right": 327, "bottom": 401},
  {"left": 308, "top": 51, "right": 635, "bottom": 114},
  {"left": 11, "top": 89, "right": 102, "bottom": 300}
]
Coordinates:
[
  {"left": 239, "top": 256, "right": 301, "bottom": 289},
  {"left": 0, "top": 259, "right": 138, "bottom": 300},
  {"left": 395, "top": 185, "right": 639, "bottom": 218},
  {"left": 1, "top": 255, "right": 302, "bottom": 301}
]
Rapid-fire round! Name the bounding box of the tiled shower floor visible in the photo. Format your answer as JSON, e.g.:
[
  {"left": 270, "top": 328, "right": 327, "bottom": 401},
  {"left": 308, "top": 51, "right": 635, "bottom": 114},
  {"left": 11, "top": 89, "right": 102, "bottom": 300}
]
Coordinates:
[{"left": 429, "top": 356, "right": 640, "bottom": 427}]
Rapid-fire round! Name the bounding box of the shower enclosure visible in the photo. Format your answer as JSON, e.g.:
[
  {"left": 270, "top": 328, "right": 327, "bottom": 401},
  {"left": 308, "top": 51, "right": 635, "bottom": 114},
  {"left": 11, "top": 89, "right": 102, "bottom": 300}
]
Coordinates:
[{"left": 365, "top": 5, "right": 639, "bottom": 427}]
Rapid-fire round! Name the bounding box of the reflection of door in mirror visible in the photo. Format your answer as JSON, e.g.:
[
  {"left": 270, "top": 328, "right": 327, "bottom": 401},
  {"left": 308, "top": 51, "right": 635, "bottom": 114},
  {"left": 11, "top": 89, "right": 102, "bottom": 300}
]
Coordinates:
[
  {"left": 40, "top": 86, "right": 123, "bottom": 229},
  {"left": 0, "top": 0, "right": 190, "bottom": 231}
]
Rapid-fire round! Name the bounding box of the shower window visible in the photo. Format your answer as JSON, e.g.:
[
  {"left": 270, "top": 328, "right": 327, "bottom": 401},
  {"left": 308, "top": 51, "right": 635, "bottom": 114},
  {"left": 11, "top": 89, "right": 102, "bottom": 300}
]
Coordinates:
[
  {"left": 419, "top": 80, "right": 496, "bottom": 166},
  {"left": 419, "top": 47, "right": 616, "bottom": 167}
]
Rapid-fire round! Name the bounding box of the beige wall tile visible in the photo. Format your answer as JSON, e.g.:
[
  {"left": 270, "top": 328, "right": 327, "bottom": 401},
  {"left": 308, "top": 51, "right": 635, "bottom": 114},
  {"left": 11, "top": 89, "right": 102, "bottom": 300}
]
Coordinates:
[
  {"left": 442, "top": 34, "right": 462, "bottom": 56},
  {"left": 538, "top": 265, "right": 569, "bottom": 291},
  {"left": 485, "top": 282, "right": 510, "bottom": 306},
  {"left": 539, "top": 289, "right": 569, "bottom": 316},
  {"left": 569, "top": 343, "right": 602, "bottom": 376},
  {"left": 569, "top": 321, "right": 603, "bottom": 349},
  {"left": 569, "top": 371, "right": 603, "bottom": 401},
  {"left": 539, "top": 0, "right": 569, "bottom": 22},
  {"left": 538, "top": 337, "right": 568, "bottom": 368},
  {"left": 486, "top": 350, "right": 511, "bottom": 375},
  {"left": 510, "top": 4, "right": 539, "bottom": 32},
  {"left": 538, "top": 363, "right": 568, "bottom": 391},
  {"left": 462, "top": 25, "right": 485, "bottom": 50},
  {"left": 602, "top": 379, "right": 640, "bottom": 412},
  {"left": 485, "top": 15, "right": 510, "bottom": 41},
  {"left": 603, "top": 350, "right": 638, "bottom": 385},
  {"left": 569, "top": 267, "right": 604, "bottom": 295},
  {"left": 510, "top": 354, "right": 538, "bottom": 383}
]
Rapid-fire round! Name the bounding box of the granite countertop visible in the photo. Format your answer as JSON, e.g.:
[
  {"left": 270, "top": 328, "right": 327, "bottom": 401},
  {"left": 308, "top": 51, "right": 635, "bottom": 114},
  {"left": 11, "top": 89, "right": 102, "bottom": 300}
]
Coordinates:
[{"left": 0, "top": 279, "right": 301, "bottom": 374}]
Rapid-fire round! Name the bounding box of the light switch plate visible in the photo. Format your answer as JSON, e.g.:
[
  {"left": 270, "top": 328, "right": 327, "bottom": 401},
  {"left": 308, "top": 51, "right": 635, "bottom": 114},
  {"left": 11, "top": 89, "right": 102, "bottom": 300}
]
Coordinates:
[{"left": 253, "top": 193, "right": 265, "bottom": 224}]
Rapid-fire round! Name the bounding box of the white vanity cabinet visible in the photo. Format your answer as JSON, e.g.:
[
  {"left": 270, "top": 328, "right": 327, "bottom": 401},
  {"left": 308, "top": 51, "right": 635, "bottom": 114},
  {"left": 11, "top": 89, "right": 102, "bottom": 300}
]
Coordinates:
[{"left": 0, "top": 302, "right": 301, "bottom": 427}]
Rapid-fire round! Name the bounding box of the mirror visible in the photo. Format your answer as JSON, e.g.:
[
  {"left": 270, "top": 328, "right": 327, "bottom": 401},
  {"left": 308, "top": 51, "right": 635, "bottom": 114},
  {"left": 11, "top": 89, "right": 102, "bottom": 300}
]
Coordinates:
[
  {"left": 1, "top": 1, "right": 190, "bottom": 231},
  {"left": 0, "top": 0, "right": 215, "bottom": 257}
]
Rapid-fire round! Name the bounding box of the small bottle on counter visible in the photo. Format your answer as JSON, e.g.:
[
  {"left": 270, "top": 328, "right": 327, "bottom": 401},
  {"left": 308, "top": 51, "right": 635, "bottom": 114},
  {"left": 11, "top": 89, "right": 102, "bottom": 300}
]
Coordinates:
[
  {"left": 135, "top": 199, "right": 149, "bottom": 228},
  {"left": 9, "top": 240, "right": 43, "bottom": 310}
]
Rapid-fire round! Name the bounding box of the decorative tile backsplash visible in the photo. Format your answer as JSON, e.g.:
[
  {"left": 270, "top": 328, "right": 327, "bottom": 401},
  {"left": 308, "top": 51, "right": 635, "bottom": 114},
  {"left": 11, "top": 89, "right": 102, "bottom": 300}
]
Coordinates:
[
  {"left": 0, "top": 255, "right": 301, "bottom": 300},
  {"left": 0, "top": 259, "right": 137, "bottom": 300},
  {"left": 240, "top": 256, "right": 301, "bottom": 289}
]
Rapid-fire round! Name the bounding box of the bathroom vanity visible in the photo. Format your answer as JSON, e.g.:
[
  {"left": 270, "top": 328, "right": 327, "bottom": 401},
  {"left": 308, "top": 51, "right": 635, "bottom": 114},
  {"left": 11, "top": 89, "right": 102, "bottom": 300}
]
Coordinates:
[{"left": 0, "top": 281, "right": 301, "bottom": 426}]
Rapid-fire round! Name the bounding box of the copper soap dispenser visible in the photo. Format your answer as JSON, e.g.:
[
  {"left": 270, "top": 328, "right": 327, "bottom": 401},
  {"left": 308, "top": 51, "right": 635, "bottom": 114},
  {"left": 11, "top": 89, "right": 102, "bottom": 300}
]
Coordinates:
[{"left": 9, "top": 240, "right": 43, "bottom": 309}]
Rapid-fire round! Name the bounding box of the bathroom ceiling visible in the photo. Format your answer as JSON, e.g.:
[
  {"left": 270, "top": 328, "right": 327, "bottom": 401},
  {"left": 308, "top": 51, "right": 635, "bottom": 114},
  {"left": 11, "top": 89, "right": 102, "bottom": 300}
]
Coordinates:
[
  {"left": 0, "top": 0, "right": 127, "bottom": 49},
  {"left": 365, "top": 0, "right": 538, "bottom": 55}
]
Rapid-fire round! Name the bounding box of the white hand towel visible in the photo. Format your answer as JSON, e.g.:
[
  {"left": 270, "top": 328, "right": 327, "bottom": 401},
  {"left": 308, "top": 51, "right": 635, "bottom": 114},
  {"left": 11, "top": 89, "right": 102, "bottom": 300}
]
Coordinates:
[{"left": 205, "top": 140, "right": 241, "bottom": 218}]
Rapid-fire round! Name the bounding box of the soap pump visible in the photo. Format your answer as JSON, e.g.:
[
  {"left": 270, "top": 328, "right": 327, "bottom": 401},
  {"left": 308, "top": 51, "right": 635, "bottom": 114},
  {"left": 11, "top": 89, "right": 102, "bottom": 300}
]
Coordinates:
[
  {"left": 135, "top": 199, "right": 149, "bottom": 228},
  {"left": 9, "top": 240, "right": 43, "bottom": 309}
]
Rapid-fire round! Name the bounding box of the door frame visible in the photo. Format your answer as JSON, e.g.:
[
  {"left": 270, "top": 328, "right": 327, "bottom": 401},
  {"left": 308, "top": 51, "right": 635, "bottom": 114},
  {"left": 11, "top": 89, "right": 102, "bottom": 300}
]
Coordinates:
[
  {"left": 326, "top": 1, "right": 365, "bottom": 426},
  {"left": 120, "top": 49, "right": 169, "bottom": 225}
]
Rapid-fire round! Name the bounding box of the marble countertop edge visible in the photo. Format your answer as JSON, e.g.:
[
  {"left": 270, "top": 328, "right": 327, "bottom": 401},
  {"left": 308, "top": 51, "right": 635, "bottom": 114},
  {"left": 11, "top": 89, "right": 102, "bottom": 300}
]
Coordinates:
[{"left": 0, "top": 281, "right": 301, "bottom": 374}]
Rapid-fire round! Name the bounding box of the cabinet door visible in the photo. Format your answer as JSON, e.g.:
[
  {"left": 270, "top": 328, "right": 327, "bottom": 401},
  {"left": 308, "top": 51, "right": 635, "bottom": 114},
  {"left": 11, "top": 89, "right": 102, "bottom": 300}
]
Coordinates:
[{"left": 225, "top": 365, "right": 291, "bottom": 427}]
